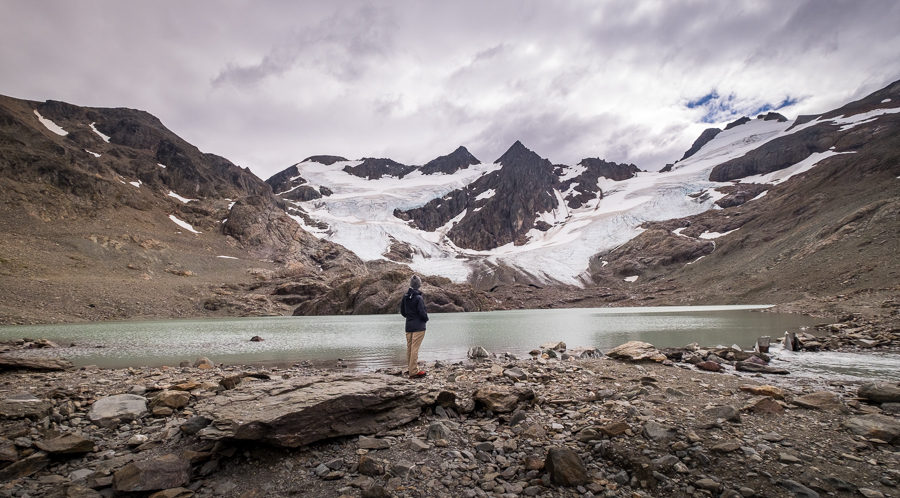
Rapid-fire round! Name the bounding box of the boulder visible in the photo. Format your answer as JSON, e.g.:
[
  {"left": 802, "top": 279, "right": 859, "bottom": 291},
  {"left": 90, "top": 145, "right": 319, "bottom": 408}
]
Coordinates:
[
  {"left": 467, "top": 346, "right": 490, "bottom": 359},
  {"left": 0, "top": 393, "right": 51, "bottom": 419},
  {"left": 195, "top": 374, "right": 425, "bottom": 448},
  {"left": 151, "top": 390, "right": 191, "bottom": 410},
  {"left": 792, "top": 392, "right": 846, "bottom": 412},
  {"left": 0, "top": 356, "right": 73, "bottom": 371},
  {"left": 746, "top": 397, "right": 784, "bottom": 415},
  {"left": 114, "top": 453, "right": 191, "bottom": 492},
  {"left": 540, "top": 341, "right": 566, "bottom": 351},
  {"left": 696, "top": 361, "right": 723, "bottom": 372},
  {"left": 858, "top": 383, "right": 900, "bottom": 404},
  {"left": 643, "top": 420, "right": 676, "bottom": 443},
  {"left": 598, "top": 421, "right": 630, "bottom": 437},
  {"left": 89, "top": 394, "right": 148, "bottom": 428},
  {"left": 739, "top": 384, "right": 786, "bottom": 400},
  {"left": 605, "top": 341, "right": 667, "bottom": 362},
  {"left": 843, "top": 414, "right": 900, "bottom": 443},
  {"left": 179, "top": 416, "right": 211, "bottom": 435},
  {"left": 0, "top": 451, "right": 49, "bottom": 480},
  {"left": 502, "top": 367, "right": 527, "bottom": 382},
  {"left": 473, "top": 386, "right": 535, "bottom": 413},
  {"left": 544, "top": 447, "right": 589, "bottom": 486},
  {"left": 735, "top": 361, "right": 789, "bottom": 374},
  {"left": 34, "top": 434, "right": 95, "bottom": 455},
  {"left": 193, "top": 357, "right": 214, "bottom": 369}
]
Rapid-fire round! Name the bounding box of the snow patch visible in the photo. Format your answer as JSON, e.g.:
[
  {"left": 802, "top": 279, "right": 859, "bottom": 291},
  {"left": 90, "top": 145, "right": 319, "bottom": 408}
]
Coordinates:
[
  {"left": 89, "top": 122, "right": 110, "bottom": 142},
  {"left": 672, "top": 227, "right": 690, "bottom": 238},
  {"left": 475, "top": 189, "right": 496, "bottom": 201},
  {"left": 686, "top": 255, "right": 706, "bottom": 265},
  {"left": 227, "top": 201, "right": 236, "bottom": 210},
  {"left": 33, "top": 110, "right": 67, "bottom": 136},
  {"left": 129, "top": 180, "right": 142, "bottom": 188},
  {"left": 830, "top": 106, "right": 900, "bottom": 131},
  {"left": 168, "top": 191, "right": 197, "bottom": 204},
  {"left": 699, "top": 228, "right": 738, "bottom": 240},
  {"left": 624, "top": 275, "right": 638, "bottom": 282},
  {"left": 84, "top": 150, "right": 100, "bottom": 158},
  {"left": 882, "top": 98, "right": 892, "bottom": 103},
  {"left": 739, "top": 150, "right": 853, "bottom": 185},
  {"left": 168, "top": 215, "right": 201, "bottom": 234},
  {"left": 158, "top": 163, "right": 167, "bottom": 169},
  {"left": 216, "top": 255, "right": 238, "bottom": 260},
  {"left": 750, "top": 191, "right": 768, "bottom": 201}
]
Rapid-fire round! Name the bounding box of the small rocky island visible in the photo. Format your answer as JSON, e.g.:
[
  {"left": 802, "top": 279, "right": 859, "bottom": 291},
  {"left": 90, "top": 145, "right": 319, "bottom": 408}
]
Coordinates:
[{"left": 0, "top": 320, "right": 898, "bottom": 498}]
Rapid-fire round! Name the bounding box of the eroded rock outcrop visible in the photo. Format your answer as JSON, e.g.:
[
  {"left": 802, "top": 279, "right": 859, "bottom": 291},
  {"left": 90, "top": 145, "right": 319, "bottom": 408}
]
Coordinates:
[{"left": 195, "top": 374, "right": 427, "bottom": 447}]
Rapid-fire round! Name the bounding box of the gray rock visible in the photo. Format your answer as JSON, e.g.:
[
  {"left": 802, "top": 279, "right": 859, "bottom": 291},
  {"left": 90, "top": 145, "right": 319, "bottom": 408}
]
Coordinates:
[
  {"left": 858, "top": 383, "right": 900, "bottom": 404},
  {"left": 544, "top": 447, "right": 589, "bottom": 486},
  {"left": 408, "top": 438, "right": 430, "bottom": 451},
  {"left": 88, "top": 394, "right": 148, "bottom": 428},
  {"left": 467, "top": 346, "right": 490, "bottom": 359},
  {"left": 359, "top": 436, "right": 391, "bottom": 450},
  {"left": 474, "top": 386, "right": 535, "bottom": 413},
  {"left": 113, "top": 453, "right": 191, "bottom": 492},
  {"left": 643, "top": 420, "right": 676, "bottom": 443},
  {"left": 695, "top": 478, "right": 722, "bottom": 492},
  {"left": 778, "top": 479, "right": 819, "bottom": 497},
  {"left": 426, "top": 422, "right": 451, "bottom": 441},
  {"left": 34, "top": 434, "right": 95, "bottom": 455},
  {"left": 843, "top": 414, "right": 900, "bottom": 443},
  {"left": 704, "top": 404, "right": 741, "bottom": 422},
  {"left": 605, "top": 341, "right": 667, "bottom": 362},
  {"left": 0, "top": 393, "right": 51, "bottom": 419},
  {"left": 503, "top": 367, "right": 527, "bottom": 382},
  {"left": 179, "top": 416, "right": 211, "bottom": 435},
  {"left": 195, "top": 374, "right": 425, "bottom": 448},
  {"left": 734, "top": 361, "right": 789, "bottom": 374},
  {"left": 859, "top": 488, "right": 886, "bottom": 498},
  {"left": 792, "top": 391, "right": 845, "bottom": 411}
]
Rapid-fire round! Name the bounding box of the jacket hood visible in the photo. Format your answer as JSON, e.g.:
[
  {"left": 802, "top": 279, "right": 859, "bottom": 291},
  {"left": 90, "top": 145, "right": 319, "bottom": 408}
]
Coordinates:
[{"left": 405, "top": 288, "right": 422, "bottom": 299}]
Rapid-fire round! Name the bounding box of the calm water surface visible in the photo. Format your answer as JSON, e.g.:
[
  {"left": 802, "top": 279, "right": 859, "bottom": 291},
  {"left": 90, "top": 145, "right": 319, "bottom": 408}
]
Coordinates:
[{"left": 0, "top": 305, "right": 815, "bottom": 367}]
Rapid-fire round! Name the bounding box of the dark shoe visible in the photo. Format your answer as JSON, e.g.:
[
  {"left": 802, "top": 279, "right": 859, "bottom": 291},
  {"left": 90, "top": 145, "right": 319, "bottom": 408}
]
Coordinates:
[{"left": 409, "top": 370, "right": 427, "bottom": 379}]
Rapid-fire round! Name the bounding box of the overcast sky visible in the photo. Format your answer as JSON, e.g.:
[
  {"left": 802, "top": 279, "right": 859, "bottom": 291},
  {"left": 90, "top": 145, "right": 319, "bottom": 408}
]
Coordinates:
[{"left": 2, "top": 1, "right": 899, "bottom": 178}]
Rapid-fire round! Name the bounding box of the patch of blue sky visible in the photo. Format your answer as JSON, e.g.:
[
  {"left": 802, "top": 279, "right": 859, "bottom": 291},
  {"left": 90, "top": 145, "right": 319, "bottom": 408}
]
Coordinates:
[{"left": 687, "top": 90, "right": 800, "bottom": 123}]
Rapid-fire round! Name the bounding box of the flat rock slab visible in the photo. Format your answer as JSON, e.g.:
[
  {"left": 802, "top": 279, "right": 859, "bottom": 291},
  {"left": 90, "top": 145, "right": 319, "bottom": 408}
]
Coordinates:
[
  {"left": 606, "top": 341, "right": 667, "bottom": 362},
  {"left": 0, "top": 393, "right": 51, "bottom": 419},
  {"left": 858, "top": 383, "right": 900, "bottom": 404},
  {"left": 89, "top": 394, "right": 148, "bottom": 428},
  {"left": 35, "top": 434, "right": 95, "bottom": 455},
  {"left": 843, "top": 414, "right": 900, "bottom": 443},
  {"left": 195, "top": 374, "right": 426, "bottom": 448},
  {"left": 0, "top": 356, "right": 73, "bottom": 371}
]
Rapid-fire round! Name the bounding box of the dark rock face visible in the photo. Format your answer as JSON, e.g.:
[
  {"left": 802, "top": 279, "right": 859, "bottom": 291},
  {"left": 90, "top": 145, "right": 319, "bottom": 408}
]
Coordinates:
[
  {"left": 343, "top": 158, "right": 416, "bottom": 180},
  {"left": 420, "top": 146, "right": 480, "bottom": 175},
  {"left": 194, "top": 374, "right": 426, "bottom": 448},
  {"left": 709, "top": 124, "right": 839, "bottom": 182},
  {"left": 590, "top": 228, "right": 714, "bottom": 279},
  {"left": 714, "top": 183, "right": 769, "bottom": 208},
  {"left": 758, "top": 112, "right": 788, "bottom": 122},
  {"left": 724, "top": 116, "right": 751, "bottom": 130},
  {"left": 301, "top": 155, "right": 348, "bottom": 165},
  {"left": 679, "top": 128, "right": 722, "bottom": 161},
  {"left": 562, "top": 158, "right": 640, "bottom": 209},
  {"left": 447, "top": 141, "right": 558, "bottom": 250}
]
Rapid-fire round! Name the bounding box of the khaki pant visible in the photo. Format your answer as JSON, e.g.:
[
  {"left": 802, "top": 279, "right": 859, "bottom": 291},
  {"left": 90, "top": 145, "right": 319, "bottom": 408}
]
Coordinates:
[{"left": 406, "top": 331, "right": 426, "bottom": 376}]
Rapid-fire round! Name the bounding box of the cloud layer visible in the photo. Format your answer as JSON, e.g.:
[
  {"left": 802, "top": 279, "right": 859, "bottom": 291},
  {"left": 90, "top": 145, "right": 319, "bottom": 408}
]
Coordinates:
[{"left": 2, "top": 0, "right": 899, "bottom": 178}]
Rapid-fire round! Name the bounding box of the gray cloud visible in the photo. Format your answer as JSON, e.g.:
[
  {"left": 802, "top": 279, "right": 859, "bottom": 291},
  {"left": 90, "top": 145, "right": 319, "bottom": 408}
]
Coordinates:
[{"left": 1, "top": 0, "right": 899, "bottom": 179}]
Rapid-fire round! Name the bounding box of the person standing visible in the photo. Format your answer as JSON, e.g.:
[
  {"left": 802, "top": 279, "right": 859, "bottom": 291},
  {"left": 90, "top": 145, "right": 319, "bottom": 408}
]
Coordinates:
[{"left": 400, "top": 275, "right": 428, "bottom": 378}]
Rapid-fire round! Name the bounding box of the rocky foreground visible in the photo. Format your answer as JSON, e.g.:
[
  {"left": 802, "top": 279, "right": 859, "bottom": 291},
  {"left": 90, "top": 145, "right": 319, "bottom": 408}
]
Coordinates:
[{"left": 0, "top": 339, "right": 898, "bottom": 498}]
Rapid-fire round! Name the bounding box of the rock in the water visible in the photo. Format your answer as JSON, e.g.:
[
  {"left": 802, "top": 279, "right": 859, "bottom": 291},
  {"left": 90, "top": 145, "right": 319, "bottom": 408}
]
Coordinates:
[
  {"left": 195, "top": 374, "right": 425, "bottom": 448},
  {"left": 0, "top": 356, "right": 73, "bottom": 371},
  {"left": 735, "top": 361, "right": 789, "bottom": 374},
  {"left": 0, "top": 393, "right": 51, "bottom": 419},
  {"left": 544, "top": 447, "right": 589, "bottom": 486},
  {"left": 34, "top": 434, "right": 95, "bottom": 455},
  {"left": 193, "top": 357, "right": 214, "bottom": 369},
  {"left": 467, "top": 346, "right": 490, "bottom": 359},
  {"left": 474, "top": 386, "right": 535, "bottom": 413},
  {"left": 739, "top": 384, "right": 785, "bottom": 400},
  {"left": 606, "top": 341, "right": 667, "bottom": 362},
  {"left": 858, "top": 383, "right": 900, "bottom": 404},
  {"left": 88, "top": 394, "right": 148, "bottom": 428},
  {"left": 696, "top": 361, "right": 723, "bottom": 372},
  {"left": 843, "top": 414, "right": 900, "bottom": 443},
  {"left": 792, "top": 392, "right": 845, "bottom": 411},
  {"left": 114, "top": 453, "right": 191, "bottom": 492}
]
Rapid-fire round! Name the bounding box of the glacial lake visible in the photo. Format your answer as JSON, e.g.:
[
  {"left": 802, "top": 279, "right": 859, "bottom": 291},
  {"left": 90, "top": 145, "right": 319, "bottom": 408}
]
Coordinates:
[{"left": 1, "top": 305, "right": 897, "bottom": 381}]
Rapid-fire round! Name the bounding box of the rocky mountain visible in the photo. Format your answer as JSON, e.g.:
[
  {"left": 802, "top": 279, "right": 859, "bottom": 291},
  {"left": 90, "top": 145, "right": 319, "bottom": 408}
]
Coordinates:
[{"left": 2, "top": 77, "right": 898, "bottom": 325}]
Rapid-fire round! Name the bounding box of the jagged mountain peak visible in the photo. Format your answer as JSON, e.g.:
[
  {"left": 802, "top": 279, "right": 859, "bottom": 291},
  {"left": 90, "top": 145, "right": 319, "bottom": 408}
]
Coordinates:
[
  {"left": 494, "top": 140, "right": 541, "bottom": 165},
  {"left": 420, "top": 145, "right": 480, "bottom": 175},
  {"left": 301, "top": 155, "right": 347, "bottom": 165}
]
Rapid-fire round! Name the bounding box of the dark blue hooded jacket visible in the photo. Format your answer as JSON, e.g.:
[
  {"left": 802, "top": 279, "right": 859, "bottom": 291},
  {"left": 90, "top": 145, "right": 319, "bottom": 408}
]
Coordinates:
[{"left": 400, "top": 288, "right": 428, "bottom": 332}]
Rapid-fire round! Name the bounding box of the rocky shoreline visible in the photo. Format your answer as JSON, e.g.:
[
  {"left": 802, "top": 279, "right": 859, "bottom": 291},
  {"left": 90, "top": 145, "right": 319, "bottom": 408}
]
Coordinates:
[{"left": 0, "top": 332, "right": 899, "bottom": 498}]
